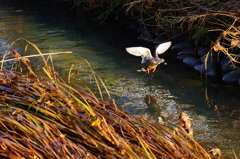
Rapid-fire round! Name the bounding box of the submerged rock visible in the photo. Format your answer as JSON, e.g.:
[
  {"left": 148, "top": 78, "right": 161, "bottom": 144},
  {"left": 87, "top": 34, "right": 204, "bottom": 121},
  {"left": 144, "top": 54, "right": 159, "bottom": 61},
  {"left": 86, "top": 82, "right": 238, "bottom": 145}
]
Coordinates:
[
  {"left": 197, "top": 48, "right": 208, "bottom": 57},
  {"left": 222, "top": 70, "right": 240, "bottom": 84},
  {"left": 183, "top": 56, "right": 197, "bottom": 67},
  {"left": 154, "top": 30, "right": 164, "bottom": 37},
  {"left": 128, "top": 23, "right": 140, "bottom": 30},
  {"left": 171, "top": 43, "right": 191, "bottom": 53},
  {"left": 177, "top": 54, "right": 190, "bottom": 60},
  {"left": 178, "top": 48, "right": 194, "bottom": 55},
  {"left": 221, "top": 61, "right": 239, "bottom": 73},
  {"left": 219, "top": 55, "right": 229, "bottom": 66},
  {"left": 200, "top": 52, "right": 217, "bottom": 64},
  {"left": 137, "top": 27, "right": 145, "bottom": 33},
  {"left": 194, "top": 63, "right": 216, "bottom": 76}
]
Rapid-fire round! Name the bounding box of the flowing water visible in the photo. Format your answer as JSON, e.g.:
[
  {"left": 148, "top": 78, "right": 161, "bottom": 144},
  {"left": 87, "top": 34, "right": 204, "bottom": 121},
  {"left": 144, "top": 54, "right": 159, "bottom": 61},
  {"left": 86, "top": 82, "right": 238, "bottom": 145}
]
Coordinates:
[{"left": 1, "top": 0, "right": 240, "bottom": 157}]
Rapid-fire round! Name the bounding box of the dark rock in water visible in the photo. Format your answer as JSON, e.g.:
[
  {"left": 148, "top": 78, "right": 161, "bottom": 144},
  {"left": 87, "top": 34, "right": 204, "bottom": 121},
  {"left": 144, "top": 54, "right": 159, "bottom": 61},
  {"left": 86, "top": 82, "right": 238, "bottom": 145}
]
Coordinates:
[
  {"left": 128, "top": 23, "right": 140, "bottom": 30},
  {"left": 197, "top": 48, "right": 208, "bottom": 57},
  {"left": 170, "top": 43, "right": 191, "bottom": 53},
  {"left": 178, "top": 48, "right": 194, "bottom": 55},
  {"left": 221, "top": 61, "right": 237, "bottom": 73},
  {"left": 137, "top": 27, "right": 145, "bottom": 33},
  {"left": 155, "top": 30, "right": 164, "bottom": 36},
  {"left": 177, "top": 54, "right": 190, "bottom": 60},
  {"left": 219, "top": 55, "right": 229, "bottom": 66},
  {"left": 183, "top": 56, "right": 197, "bottom": 67},
  {"left": 200, "top": 51, "right": 217, "bottom": 64},
  {"left": 222, "top": 70, "right": 240, "bottom": 84},
  {"left": 194, "top": 63, "right": 216, "bottom": 76},
  {"left": 138, "top": 30, "right": 153, "bottom": 41}
]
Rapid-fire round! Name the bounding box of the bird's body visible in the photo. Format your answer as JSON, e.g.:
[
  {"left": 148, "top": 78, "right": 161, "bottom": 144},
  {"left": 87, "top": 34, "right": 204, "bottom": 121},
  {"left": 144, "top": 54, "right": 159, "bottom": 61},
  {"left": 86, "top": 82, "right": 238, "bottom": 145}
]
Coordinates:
[
  {"left": 144, "top": 57, "right": 165, "bottom": 73},
  {"left": 126, "top": 41, "right": 171, "bottom": 73}
]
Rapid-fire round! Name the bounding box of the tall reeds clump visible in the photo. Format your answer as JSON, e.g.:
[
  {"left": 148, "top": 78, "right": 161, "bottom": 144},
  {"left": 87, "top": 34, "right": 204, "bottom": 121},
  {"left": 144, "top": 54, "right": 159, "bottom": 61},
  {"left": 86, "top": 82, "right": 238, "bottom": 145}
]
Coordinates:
[{"left": 0, "top": 39, "right": 212, "bottom": 158}]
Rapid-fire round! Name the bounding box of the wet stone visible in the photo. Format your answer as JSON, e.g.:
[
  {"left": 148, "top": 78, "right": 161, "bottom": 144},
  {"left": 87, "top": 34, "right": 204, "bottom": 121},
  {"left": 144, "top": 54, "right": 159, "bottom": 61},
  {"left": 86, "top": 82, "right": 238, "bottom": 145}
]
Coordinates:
[
  {"left": 170, "top": 43, "right": 191, "bottom": 53},
  {"left": 194, "top": 63, "right": 216, "bottom": 76},
  {"left": 221, "top": 61, "right": 239, "bottom": 73},
  {"left": 197, "top": 48, "right": 208, "bottom": 57},
  {"left": 177, "top": 54, "right": 190, "bottom": 60},
  {"left": 177, "top": 48, "right": 194, "bottom": 55},
  {"left": 222, "top": 70, "right": 240, "bottom": 85},
  {"left": 183, "top": 56, "right": 197, "bottom": 67}
]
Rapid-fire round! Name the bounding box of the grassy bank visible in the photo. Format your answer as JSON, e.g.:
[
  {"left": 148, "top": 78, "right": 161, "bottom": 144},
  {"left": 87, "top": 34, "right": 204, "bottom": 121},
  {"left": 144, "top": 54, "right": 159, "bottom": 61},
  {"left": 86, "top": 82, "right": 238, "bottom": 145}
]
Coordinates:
[{"left": 0, "top": 39, "right": 218, "bottom": 158}]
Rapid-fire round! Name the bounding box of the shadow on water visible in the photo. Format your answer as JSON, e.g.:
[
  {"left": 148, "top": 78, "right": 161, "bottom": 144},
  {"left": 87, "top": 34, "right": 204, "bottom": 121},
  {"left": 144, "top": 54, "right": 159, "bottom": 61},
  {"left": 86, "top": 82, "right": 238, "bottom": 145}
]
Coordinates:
[{"left": 1, "top": 0, "right": 240, "bottom": 157}]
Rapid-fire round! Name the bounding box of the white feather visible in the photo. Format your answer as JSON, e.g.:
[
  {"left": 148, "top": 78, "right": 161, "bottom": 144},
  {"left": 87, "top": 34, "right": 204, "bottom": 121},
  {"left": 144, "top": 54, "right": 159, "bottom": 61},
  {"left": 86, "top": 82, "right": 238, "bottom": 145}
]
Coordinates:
[
  {"left": 155, "top": 41, "right": 172, "bottom": 55},
  {"left": 126, "top": 47, "right": 153, "bottom": 63}
]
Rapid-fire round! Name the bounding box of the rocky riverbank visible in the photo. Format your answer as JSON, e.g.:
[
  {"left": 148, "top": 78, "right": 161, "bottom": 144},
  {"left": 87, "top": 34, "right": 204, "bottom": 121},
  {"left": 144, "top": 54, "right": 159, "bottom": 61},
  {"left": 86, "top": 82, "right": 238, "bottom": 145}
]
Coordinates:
[{"left": 65, "top": 0, "right": 240, "bottom": 86}]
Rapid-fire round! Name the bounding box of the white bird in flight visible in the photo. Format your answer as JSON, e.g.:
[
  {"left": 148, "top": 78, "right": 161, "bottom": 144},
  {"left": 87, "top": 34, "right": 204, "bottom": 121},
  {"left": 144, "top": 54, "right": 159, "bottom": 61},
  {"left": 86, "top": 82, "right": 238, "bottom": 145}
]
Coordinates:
[{"left": 126, "top": 41, "right": 172, "bottom": 73}]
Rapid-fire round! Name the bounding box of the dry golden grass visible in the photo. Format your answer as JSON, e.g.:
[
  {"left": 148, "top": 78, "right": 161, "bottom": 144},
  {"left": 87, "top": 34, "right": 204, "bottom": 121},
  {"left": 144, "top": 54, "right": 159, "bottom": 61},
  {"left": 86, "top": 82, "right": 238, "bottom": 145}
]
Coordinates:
[{"left": 0, "top": 39, "right": 215, "bottom": 158}]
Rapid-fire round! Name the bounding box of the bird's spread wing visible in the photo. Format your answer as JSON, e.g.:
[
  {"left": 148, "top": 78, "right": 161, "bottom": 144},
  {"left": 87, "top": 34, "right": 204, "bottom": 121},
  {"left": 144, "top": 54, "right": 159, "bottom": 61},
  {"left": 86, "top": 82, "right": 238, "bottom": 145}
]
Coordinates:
[
  {"left": 126, "top": 47, "right": 152, "bottom": 63},
  {"left": 155, "top": 41, "right": 172, "bottom": 55}
]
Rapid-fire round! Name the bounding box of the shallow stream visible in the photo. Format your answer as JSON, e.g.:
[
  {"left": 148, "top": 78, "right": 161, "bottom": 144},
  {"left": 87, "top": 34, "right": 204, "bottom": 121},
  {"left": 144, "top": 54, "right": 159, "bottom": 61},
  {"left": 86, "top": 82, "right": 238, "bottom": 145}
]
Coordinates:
[{"left": 0, "top": 0, "right": 240, "bottom": 157}]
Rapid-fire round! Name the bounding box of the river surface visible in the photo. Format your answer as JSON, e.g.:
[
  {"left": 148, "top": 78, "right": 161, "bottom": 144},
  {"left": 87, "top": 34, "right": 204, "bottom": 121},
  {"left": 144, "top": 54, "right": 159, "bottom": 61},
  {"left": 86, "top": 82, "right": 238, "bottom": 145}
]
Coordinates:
[{"left": 0, "top": 0, "right": 240, "bottom": 158}]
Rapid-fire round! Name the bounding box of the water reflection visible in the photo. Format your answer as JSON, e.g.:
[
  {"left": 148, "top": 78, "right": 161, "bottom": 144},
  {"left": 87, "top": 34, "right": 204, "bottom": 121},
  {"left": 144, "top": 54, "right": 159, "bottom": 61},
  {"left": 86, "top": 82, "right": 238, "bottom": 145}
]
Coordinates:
[
  {"left": 0, "top": 0, "right": 240, "bottom": 157},
  {"left": 143, "top": 95, "right": 171, "bottom": 123}
]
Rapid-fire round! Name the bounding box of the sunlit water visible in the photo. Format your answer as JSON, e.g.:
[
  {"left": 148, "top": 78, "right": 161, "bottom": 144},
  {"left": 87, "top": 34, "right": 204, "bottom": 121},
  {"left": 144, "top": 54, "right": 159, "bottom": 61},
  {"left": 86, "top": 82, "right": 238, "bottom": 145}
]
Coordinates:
[{"left": 0, "top": 0, "right": 240, "bottom": 157}]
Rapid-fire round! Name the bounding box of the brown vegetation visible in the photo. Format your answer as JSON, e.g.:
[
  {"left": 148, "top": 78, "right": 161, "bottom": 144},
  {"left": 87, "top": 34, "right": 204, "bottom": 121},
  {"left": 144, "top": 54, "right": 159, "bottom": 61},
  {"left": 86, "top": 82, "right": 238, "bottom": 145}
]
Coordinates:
[
  {"left": 72, "top": 0, "right": 240, "bottom": 65},
  {"left": 0, "top": 39, "right": 215, "bottom": 158}
]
